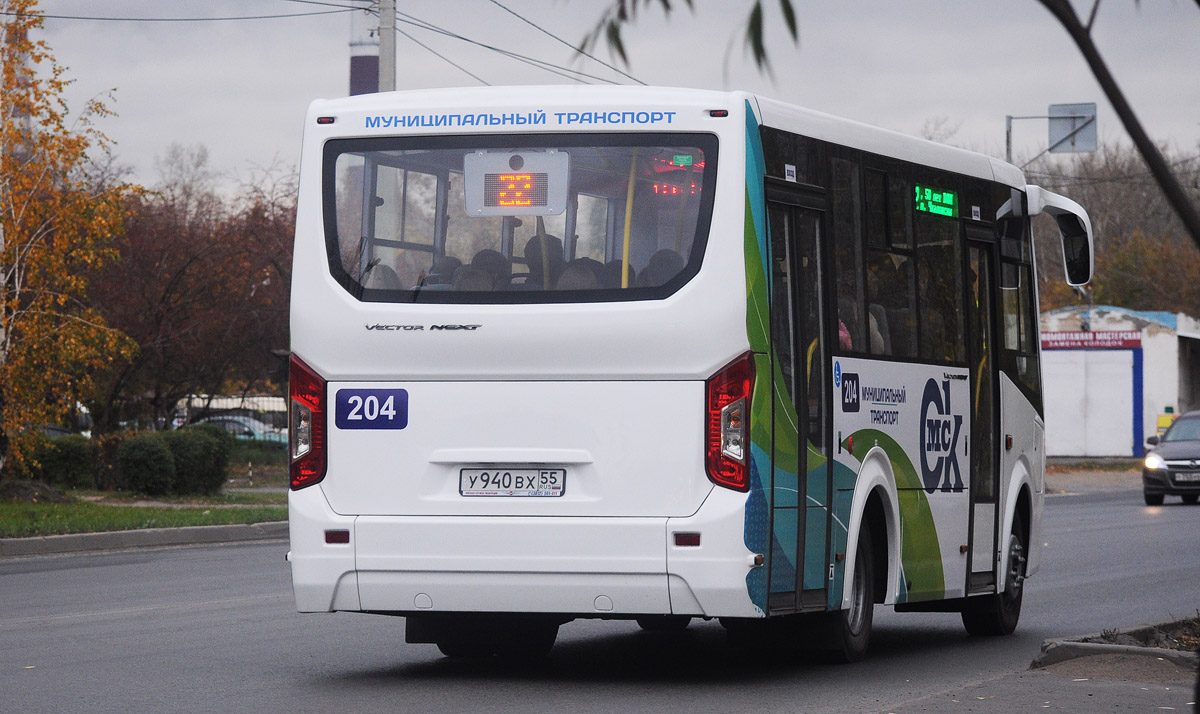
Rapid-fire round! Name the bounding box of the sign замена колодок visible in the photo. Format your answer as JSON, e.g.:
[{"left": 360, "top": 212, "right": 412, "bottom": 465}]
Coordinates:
[{"left": 1040, "top": 331, "right": 1141, "bottom": 350}]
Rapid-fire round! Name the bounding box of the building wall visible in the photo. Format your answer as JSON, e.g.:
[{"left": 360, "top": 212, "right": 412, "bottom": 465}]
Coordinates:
[
  {"left": 1039, "top": 306, "right": 1199, "bottom": 457},
  {"left": 1042, "top": 349, "right": 1136, "bottom": 456}
]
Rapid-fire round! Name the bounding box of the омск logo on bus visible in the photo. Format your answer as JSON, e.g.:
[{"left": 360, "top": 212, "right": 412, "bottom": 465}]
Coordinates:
[{"left": 920, "top": 378, "right": 964, "bottom": 494}]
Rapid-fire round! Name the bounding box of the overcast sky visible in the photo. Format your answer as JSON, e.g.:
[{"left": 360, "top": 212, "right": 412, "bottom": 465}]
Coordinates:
[{"left": 30, "top": 0, "right": 1200, "bottom": 189}]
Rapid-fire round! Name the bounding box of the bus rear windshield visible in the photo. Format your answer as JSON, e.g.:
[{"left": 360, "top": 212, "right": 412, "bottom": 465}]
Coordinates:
[{"left": 322, "top": 133, "right": 718, "bottom": 303}]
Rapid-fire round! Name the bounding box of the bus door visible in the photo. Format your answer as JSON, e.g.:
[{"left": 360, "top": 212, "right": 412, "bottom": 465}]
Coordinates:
[
  {"left": 766, "top": 189, "right": 830, "bottom": 614},
  {"left": 964, "top": 228, "right": 1000, "bottom": 590}
]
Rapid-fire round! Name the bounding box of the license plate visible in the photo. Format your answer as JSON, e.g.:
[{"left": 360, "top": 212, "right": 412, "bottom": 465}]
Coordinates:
[
  {"left": 459, "top": 468, "right": 565, "bottom": 497},
  {"left": 1175, "top": 472, "right": 1200, "bottom": 483}
]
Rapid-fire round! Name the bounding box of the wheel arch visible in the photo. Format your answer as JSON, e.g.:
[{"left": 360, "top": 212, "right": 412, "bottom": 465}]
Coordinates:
[
  {"left": 999, "top": 455, "right": 1033, "bottom": 592},
  {"left": 839, "top": 446, "right": 901, "bottom": 610}
]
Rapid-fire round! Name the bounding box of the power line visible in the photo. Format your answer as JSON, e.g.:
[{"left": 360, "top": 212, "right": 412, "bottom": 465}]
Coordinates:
[
  {"left": 395, "top": 10, "right": 621, "bottom": 85},
  {"left": 396, "top": 26, "right": 491, "bottom": 86},
  {"left": 279, "top": 0, "right": 369, "bottom": 9},
  {"left": 0, "top": 8, "right": 357, "bottom": 22},
  {"left": 485, "top": 0, "right": 645, "bottom": 85}
]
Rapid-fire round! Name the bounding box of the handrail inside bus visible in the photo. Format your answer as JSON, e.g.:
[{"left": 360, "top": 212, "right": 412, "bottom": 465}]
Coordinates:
[
  {"left": 621, "top": 148, "right": 639, "bottom": 288},
  {"left": 536, "top": 216, "right": 551, "bottom": 290}
]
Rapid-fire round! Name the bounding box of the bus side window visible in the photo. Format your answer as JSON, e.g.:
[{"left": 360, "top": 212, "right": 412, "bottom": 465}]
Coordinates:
[
  {"left": 572, "top": 194, "right": 609, "bottom": 263},
  {"left": 831, "top": 158, "right": 864, "bottom": 352},
  {"left": 998, "top": 214, "right": 1040, "bottom": 398},
  {"left": 866, "top": 251, "right": 916, "bottom": 358},
  {"left": 914, "top": 211, "right": 966, "bottom": 364}
]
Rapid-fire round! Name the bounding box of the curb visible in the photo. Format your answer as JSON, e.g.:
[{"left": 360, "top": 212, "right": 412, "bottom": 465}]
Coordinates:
[
  {"left": 1031, "top": 621, "right": 1200, "bottom": 670},
  {"left": 0, "top": 521, "right": 288, "bottom": 557}
]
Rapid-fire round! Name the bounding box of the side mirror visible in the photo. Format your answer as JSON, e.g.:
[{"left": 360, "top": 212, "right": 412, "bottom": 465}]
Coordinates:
[
  {"left": 1025, "top": 185, "right": 1094, "bottom": 287},
  {"left": 1146, "top": 435, "right": 1160, "bottom": 446}
]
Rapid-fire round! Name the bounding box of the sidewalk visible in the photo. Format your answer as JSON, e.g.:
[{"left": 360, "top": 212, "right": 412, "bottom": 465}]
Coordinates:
[
  {"left": 1045, "top": 468, "right": 1142, "bottom": 494},
  {"left": 0, "top": 520, "right": 287, "bottom": 557},
  {"left": 886, "top": 467, "right": 1198, "bottom": 713},
  {"left": 883, "top": 653, "right": 1195, "bottom": 712}
]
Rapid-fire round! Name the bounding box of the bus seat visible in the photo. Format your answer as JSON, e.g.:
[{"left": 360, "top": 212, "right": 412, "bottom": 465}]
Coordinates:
[
  {"left": 600, "top": 260, "right": 636, "bottom": 288},
  {"left": 521, "top": 234, "right": 566, "bottom": 289},
  {"left": 453, "top": 267, "right": 495, "bottom": 291},
  {"left": 636, "top": 249, "right": 685, "bottom": 287},
  {"left": 470, "top": 249, "right": 512, "bottom": 289},
  {"left": 423, "top": 256, "right": 462, "bottom": 286},
  {"left": 555, "top": 262, "right": 601, "bottom": 290}
]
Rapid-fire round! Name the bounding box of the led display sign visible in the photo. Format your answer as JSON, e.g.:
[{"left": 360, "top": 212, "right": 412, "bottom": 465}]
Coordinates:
[
  {"left": 914, "top": 184, "right": 958, "bottom": 218},
  {"left": 484, "top": 173, "right": 548, "bottom": 208},
  {"left": 464, "top": 150, "right": 569, "bottom": 216}
]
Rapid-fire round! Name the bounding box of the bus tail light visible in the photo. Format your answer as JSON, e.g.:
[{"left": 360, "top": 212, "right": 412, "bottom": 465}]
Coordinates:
[
  {"left": 289, "top": 355, "right": 327, "bottom": 490},
  {"left": 706, "top": 353, "right": 755, "bottom": 491}
]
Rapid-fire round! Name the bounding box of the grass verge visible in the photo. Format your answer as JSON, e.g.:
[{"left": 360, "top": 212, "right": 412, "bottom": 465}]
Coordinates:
[
  {"left": 1046, "top": 457, "right": 1142, "bottom": 474},
  {"left": 71, "top": 489, "right": 288, "bottom": 506},
  {"left": 0, "top": 502, "right": 287, "bottom": 539}
]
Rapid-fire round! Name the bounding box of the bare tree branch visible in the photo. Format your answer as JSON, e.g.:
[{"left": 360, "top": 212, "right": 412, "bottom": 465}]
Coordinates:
[{"left": 1037, "top": 0, "right": 1200, "bottom": 251}]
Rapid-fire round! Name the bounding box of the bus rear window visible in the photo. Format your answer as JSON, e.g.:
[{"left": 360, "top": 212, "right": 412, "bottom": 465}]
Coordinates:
[{"left": 322, "top": 133, "right": 717, "bottom": 303}]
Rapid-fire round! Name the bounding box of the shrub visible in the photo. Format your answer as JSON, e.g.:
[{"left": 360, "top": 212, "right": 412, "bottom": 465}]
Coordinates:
[
  {"left": 16, "top": 434, "right": 95, "bottom": 488},
  {"left": 230, "top": 437, "right": 288, "bottom": 467},
  {"left": 91, "top": 432, "right": 130, "bottom": 491},
  {"left": 115, "top": 434, "right": 175, "bottom": 496},
  {"left": 163, "top": 426, "right": 232, "bottom": 495}
]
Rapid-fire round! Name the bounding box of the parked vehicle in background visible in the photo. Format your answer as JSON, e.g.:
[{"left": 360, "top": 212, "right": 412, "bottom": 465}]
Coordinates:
[
  {"left": 193, "top": 415, "right": 287, "bottom": 444},
  {"left": 1143, "top": 410, "right": 1200, "bottom": 505}
]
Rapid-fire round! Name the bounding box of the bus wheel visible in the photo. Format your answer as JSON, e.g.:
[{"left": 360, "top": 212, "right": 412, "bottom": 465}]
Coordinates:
[
  {"left": 962, "top": 515, "right": 1026, "bottom": 636},
  {"left": 636, "top": 615, "right": 692, "bottom": 632},
  {"left": 823, "top": 521, "right": 874, "bottom": 663}
]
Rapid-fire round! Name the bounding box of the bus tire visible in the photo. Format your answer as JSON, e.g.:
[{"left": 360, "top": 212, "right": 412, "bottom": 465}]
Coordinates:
[
  {"left": 962, "top": 514, "right": 1026, "bottom": 636},
  {"left": 636, "top": 615, "right": 692, "bottom": 632},
  {"left": 823, "top": 521, "right": 875, "bottom": 663}
]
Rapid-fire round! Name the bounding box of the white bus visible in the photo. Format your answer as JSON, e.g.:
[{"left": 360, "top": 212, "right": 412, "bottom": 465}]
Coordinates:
[{"left": 287, "top": 86, "right": 1093, "bottom": 661}]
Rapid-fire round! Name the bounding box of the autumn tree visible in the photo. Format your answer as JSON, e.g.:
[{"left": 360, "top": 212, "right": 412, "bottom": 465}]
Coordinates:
[
  {"left": 0, "top": 1, "right": 137, "bottom": 476},
  {"left": 88, "top": 146, "right": 292, "bottom": 433},
  {"left": 1028, "top": 145, "right": 1200, "bottom": 313}
]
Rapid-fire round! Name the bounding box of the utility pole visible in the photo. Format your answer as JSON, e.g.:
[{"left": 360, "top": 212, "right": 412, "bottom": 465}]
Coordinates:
[{"left": 378, "top": 0, "right": 396, "bottom": 92}]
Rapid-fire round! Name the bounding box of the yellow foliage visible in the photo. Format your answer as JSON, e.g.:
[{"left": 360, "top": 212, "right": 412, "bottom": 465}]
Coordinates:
[{"left": 1, "top": 1, "right": 139, "bottom": 475}]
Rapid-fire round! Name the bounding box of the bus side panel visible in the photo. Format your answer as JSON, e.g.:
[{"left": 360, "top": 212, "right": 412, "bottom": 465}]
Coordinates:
[
  {"left": 740, "top": 99, "right": 775, "bottom": 614},
  {"left": 998, "top": 372, "right": 1045, "bottom": 582},
  {"left": 830, "top": 356, "right": 971, "bottom": 606}
]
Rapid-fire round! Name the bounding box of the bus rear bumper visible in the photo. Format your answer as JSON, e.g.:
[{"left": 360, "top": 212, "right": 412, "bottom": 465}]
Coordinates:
[{"left": 288, "top": 484, "right": 760, "bottom": 618}]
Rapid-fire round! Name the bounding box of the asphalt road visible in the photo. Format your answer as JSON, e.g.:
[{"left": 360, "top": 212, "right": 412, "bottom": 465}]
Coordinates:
[{"left": 2, "top": 488, "right": 1197, "bottom": 714}]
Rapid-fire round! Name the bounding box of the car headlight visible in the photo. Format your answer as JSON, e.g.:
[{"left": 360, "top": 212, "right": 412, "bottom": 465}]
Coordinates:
[{"left": 1144, "top": 453, "right": 1166, "bottom": 470}]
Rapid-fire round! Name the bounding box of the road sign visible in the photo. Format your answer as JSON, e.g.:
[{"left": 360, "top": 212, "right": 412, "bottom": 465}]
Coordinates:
[{"left": 1048, "top": 103, "right": 1098, "bottom": 154}]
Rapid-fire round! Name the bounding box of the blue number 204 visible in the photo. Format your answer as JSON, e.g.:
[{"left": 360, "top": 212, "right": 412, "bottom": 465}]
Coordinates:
[{"left": 335, "top": 389, "right": 408, "bottom": 430}]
